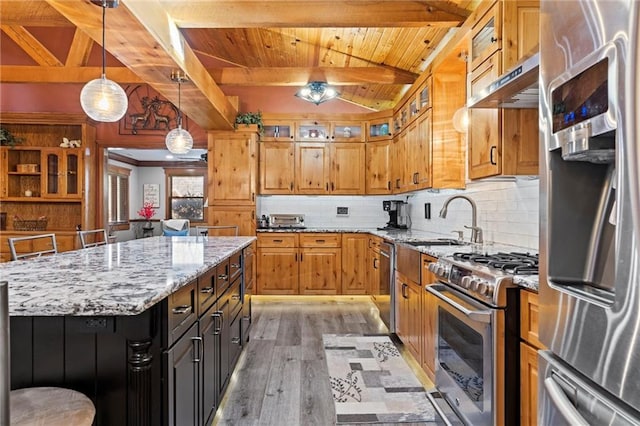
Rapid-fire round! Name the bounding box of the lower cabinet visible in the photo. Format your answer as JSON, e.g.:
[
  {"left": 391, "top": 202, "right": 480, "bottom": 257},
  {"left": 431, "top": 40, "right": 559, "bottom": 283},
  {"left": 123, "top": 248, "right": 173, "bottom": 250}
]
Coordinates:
[
  {"left": 341, "top": 233, "right": 369, "bottom": 294},
  {"left": 256, "top": 233, "right": 342, "bottom": 295},
  {"left": 395, "top": 270, "right": 422, "bottom": 361},
  {"left": 520, "top": 290, "right": 545, "bottom": 426},
  {"left": 420, "top": 254, "right": 437, "bottom": 382},
  {"left": 165, "top": 321, "right": 200, "bottom": 426}
]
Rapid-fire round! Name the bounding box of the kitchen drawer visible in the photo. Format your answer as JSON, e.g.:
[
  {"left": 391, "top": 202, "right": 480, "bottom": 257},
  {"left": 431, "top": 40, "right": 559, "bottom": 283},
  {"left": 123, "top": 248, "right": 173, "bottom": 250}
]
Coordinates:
[
  {"left": 229, "top": 251, "right": 242, "bottom": 283},
  {"left": 520, "top": 290, "right": 545, "bottom": 349},
  {"left": 257, "top": 233, "right": 298, "bottom": 248},
  {"left": 166, "top": 279, "right": 197, "bottom": 347},
  {"left": 369, "top": 235, "right": 383, "bottom": 253},
  {"left": 299, "top": 233, "right": 341, "bottom": 248},
  {"left": 197, "top": 266, "right": 217, "bottom": 316}
]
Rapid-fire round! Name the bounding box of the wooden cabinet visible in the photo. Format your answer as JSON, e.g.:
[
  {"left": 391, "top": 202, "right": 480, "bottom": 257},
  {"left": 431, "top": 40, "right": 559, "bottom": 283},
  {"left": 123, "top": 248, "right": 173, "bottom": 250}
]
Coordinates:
[
  {"left": 208, "top": 132, "right": 258, "bottom": 205},
  {"left": 329, "top": 121, "right": 365, "bottom": 142},
  {"left": 261, "top": 120, "right": 295, "bottom": 142},
  {"left": 368, "top": 116, "right": 393, "bottom": 141},
  {"left": 165, "top": 321, "right": 200, "bottom": 426},
  {"left": 208, "top": 205, "right": 256, "bottom": 236},
  {"left": 298, "top": 233, "right": 341, "bottom": 295},
  {"left": 420, "top": 254, "right": 438, "bottom": 381},
  {"left": 391, "top": 110, "right": 432, "bottom": 193},
  {"left": 295, "top": 120, "right": 330, "bottom": 141},
  {"left": 294, "top": 143, "right": 365, "bottom": 195},
  {"left": 341, "top": 233, "right": 368, "bottom": 295},
  {"left": 395, "top": 270, "right": 422, "bottom": 361},
  {"left": 259, "top": 142, "right": 295, "bottom": 194},
  {"left": 0, "top": 114, "right": 97, "bottom": 261},
  {"left": 257, "top": 234, "right": 299, "bottom": 295},
  {"left": 256, "top": 233, "right": 342, "bottom": 295},
  {"left": 365, "top": 140, "right": 392, "bottom": 194},
  {"left": 367, "top": 235, "right": 382, "bottom": 298},
  {"left": 520, "top": 290, "right": 546, "bottom": 426},
  {"left": 468, "top": 0, "right": 540, "bottom": 180}
]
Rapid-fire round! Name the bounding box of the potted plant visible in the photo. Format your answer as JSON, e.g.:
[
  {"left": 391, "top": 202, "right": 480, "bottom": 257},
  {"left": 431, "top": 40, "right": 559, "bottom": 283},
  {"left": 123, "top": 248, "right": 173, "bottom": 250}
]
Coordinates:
[
  {"left": 234, "top": 111, "right": 263, "bottom": 135},
  {"left": 0, "top": 127, "right": 24, "bottom": 148}
]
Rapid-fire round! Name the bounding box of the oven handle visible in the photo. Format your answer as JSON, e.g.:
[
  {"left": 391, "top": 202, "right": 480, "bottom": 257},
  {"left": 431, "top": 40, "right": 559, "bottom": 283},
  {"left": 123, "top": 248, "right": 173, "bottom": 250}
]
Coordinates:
[{"left": 426, "top": 285, "right": 492, "bottom": 324}]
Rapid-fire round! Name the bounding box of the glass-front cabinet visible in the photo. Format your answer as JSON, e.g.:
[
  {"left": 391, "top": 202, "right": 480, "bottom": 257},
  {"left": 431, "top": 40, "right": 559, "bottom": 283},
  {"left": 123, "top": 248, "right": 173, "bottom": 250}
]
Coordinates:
[
  {"left": 330, "top": 121, "right": 365, "bottom": 142},
  {"left": 261, "top": 120, "right": 295, "bottom": 141},
  {"left": 368, "top": 116, "right": 393, "bottom": 141},
  {"left": 295, "top": 121, "right": 330, "bottom": 141},
  {"left": 42, "top": 148, "right": 82, "bottom": 199}
]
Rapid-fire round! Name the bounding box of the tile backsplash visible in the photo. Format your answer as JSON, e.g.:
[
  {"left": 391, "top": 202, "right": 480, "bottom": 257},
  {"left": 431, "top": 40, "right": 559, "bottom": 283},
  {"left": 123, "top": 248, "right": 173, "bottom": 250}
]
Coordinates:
[{"left": 258, "top": 177, "right": 540, "bottom": 250}]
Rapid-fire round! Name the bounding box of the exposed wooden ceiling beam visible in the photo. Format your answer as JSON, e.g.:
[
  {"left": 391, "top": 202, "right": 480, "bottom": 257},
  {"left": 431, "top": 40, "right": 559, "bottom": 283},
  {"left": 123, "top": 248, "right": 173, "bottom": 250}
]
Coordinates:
[
  {"left": 0, "top": 25, "right": 63, "bottom": 66},
  {"left": 65, "top": 29, "right": 94, "bottom": 67},
  {"left": 209, "top": 66, "right": 419, "bottom": 86},
  {"left": 0, "top": 66, "right": 143, "bottom": 83},
  {"left": 43, "top": 0, "right": 236, "bottom": 131},
  {"left": 163, "top": 1, "right": 470, "bottom": 28},
  {"left": 0, "top": 0, "right": 74, "bottom": 26}
]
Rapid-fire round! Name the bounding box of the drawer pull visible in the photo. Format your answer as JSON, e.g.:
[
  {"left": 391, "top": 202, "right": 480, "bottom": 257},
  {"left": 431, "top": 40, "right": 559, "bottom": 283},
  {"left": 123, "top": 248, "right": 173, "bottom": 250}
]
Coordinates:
[
  {"left": 200, "top": 287, "right": 213, "bottom": 294},
  {"left": 231, "top": 263, "right": 240, "bottom": 268},
  {"left": 231, "top": 294, "right": 241, "bottom": 301},
  {"left": 172, "top": 305, "right": 192, "bottom": 315},
  {"left": 273, "top": 239, "right": 283, "bottom": 243},
  {"left": 231, "top": 337, "right": 241, "bottom": 345},
  {"left": 218, "top": 274, "right": 228, "bottom": 280},
  {"left": 315, "top": 239, "right": 326, "bottom": 243},
  {"left": 191, "top": 336, "right": 203, "bottom": 362}
]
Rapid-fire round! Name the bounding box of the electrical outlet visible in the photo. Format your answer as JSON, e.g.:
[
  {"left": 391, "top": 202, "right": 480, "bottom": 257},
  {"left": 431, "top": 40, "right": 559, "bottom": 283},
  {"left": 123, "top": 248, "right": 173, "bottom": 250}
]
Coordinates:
[
  {"left": 425, "top": 203, "right": 431, "bottom": 219},
  {"left": 337, "top": 206, "right": 349, "bottom": 216}
]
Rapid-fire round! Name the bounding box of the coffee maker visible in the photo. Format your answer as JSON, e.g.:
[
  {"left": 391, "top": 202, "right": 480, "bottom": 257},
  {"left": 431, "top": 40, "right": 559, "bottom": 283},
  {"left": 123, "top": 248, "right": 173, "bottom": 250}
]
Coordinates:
[{"left": 379, "top": 200, "right": 409, "bottom": 230}]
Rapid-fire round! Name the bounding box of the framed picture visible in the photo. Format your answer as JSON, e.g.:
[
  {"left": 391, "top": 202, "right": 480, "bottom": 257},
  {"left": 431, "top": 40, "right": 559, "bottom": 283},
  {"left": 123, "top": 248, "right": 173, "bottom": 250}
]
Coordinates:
[{"left": 143, "top": 183, "right": 160, "bottom": 208}]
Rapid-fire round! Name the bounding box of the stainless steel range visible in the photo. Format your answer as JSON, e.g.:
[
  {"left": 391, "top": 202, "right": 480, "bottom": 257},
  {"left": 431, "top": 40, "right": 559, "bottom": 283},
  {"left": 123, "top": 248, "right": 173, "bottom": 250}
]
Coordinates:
[{"left": 425, "top": 251, "right": 535, "bottom": 425}]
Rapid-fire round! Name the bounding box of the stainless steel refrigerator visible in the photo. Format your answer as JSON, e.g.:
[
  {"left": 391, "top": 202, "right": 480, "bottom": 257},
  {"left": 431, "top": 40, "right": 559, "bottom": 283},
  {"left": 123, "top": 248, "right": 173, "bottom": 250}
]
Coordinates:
[{"left": 539, "top": 0, "right": 640, "bottom": 424}]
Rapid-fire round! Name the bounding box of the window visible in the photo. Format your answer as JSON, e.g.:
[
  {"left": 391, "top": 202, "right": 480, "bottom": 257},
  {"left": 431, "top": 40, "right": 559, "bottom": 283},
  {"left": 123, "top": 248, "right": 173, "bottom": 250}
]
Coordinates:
[
  {"left": 165, "top": 168, "right": 207, "bottom": 222},
  {"left": 107, "top": 165, "right": 130, "bottom": 226}
]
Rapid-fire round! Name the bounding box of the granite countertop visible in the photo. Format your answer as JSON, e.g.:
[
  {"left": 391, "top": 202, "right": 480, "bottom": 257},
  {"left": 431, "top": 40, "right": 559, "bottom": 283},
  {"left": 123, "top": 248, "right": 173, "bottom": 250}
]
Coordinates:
[
  {"left": 257, "top": 227, "right": 540, "bottom": 291},
  {"left": 0, "top": 236, "right": 255, "bottom": 317}
]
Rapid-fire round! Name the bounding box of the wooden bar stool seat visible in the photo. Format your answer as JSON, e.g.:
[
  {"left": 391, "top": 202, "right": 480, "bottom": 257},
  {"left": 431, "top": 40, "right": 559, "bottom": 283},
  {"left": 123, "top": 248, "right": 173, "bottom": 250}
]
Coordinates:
[{"left": 10, "top": 387, "right": 95, "bottom": 426}]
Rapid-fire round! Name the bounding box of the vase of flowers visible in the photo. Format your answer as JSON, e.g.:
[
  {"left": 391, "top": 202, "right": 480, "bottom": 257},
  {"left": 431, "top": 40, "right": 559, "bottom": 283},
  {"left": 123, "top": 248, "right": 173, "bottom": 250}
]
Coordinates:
[{"left": 137, "top": 202, "right": 156, "bottom": 228}]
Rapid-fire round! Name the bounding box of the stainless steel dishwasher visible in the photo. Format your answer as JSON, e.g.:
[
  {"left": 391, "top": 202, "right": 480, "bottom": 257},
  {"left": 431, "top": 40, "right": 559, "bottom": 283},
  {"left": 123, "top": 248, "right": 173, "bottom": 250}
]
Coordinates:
[{"left": 375, "top": 241, "right": 395, "bottom": 333}]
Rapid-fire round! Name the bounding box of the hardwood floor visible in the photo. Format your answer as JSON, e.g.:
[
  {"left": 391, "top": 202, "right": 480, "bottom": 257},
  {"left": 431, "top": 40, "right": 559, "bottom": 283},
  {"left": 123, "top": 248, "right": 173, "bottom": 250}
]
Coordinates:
[{"left": 213, "top": 296, "right": 435, "bottom": 426}]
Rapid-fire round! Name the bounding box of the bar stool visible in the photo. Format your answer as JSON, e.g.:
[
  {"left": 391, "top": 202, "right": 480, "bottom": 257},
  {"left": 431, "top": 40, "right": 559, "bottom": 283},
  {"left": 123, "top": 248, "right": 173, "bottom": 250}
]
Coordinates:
[
  {"left": 78, "top": 228, "right": 108, "bottom": 248},
  {"left": 0, "top": 281, "right": 95, "bottom": 426},
  {"left": 7, "top": 234, "right": 58, "bottom": 261},
  {"left": 195, "top": 225, "right": 239, "bottom": 236}
]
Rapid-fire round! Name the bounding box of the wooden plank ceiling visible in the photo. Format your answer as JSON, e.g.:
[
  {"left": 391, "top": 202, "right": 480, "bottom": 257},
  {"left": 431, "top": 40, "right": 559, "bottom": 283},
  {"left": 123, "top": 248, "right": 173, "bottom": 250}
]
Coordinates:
[{"left": 0, "top": 0, "right": 479, "bottom": 129}]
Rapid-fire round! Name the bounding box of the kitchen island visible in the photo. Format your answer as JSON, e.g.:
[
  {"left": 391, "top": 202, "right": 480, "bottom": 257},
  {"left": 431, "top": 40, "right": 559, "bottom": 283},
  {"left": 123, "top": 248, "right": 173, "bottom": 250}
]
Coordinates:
[{"left": 0, "top": 235, "right": 255, "bottom": 426}]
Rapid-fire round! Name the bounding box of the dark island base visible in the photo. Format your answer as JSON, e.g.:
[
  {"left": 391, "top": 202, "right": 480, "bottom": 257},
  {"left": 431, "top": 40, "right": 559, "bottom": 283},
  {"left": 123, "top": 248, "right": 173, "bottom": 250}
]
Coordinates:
[{"left": 10, "top": 309, "right": 163, "bottom": 426}]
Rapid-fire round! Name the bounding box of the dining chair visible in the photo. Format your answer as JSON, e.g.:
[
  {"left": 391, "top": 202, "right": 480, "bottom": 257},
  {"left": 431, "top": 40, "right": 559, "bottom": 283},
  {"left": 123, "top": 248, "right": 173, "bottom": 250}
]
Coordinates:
[
  {"left": 195, "top": 225, "right": 239, "bottom": 236},
  {"left": 1, "top": 281, "right": 95, "bottom": 425},
  {"left": 160, "top": 219, "right": 190, "bottom": 236},
  {"left": 7, "top": 234, "right": 58, "bottom": 261},
  {"left": 78, "top": 229, "right": 108, "bottom": 248}
]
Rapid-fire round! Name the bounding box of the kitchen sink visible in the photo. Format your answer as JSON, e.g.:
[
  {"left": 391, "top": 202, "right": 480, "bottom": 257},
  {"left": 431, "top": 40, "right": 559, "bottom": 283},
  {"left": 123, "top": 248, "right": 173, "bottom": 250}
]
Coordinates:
[{"left": 401, "top": 238, "right": 464, "bottom": 246}]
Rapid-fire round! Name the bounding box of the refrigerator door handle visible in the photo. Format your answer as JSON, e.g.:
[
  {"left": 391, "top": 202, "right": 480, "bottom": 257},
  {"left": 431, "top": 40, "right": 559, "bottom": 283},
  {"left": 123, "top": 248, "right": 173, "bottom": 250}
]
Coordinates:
[{"left": 544, "top": 373, "right": 590, "bottom": 426}]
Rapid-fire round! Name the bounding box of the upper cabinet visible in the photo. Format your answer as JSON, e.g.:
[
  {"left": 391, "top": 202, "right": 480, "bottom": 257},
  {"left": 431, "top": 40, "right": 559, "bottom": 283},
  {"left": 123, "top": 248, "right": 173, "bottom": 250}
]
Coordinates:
[
  {"left": 42, "top": 148, "right": 82, "bottom": 199},
  {"left": 261, "top": 120, "right": 295, "bottom": 142},
  {"left": 295, "top": 121, "right": 330, "bottom": 142},
  {"left": 329, "top": 121, "right": 365, "bottom": 143},
  {"left": 467, "top": 0, "right": 540, "bottom": 180},
  {"left": 208, "top": 131, "right": 258, "bottom": 205},
  {"left": 368, "top": 116, "right": 393, "bottom": 142},
  {"left": 259, "top": 142, "right": 295, "bottom": 195}
]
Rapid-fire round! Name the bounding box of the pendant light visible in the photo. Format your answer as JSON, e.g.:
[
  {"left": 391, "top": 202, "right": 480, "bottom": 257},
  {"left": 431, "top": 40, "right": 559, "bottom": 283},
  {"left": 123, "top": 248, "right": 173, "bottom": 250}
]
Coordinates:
[
  {"left": 295, "top": 81, "right": 339, "bottom": 105},
  {"left": 165, "top": 70, "right": 193, "bottom": 154},
  {"left": 80, "top": 0, "right": 128, "bottom": 122}
]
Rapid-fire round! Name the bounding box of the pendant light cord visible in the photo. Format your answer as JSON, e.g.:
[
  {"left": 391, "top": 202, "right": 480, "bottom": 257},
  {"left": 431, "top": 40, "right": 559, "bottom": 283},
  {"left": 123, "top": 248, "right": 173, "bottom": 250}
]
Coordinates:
[
  {"left": 177, "top": 79, "right": 183, "bottom": 128},
  {"left": 101, "top": 1, "right": 106, "bottom": 78}
]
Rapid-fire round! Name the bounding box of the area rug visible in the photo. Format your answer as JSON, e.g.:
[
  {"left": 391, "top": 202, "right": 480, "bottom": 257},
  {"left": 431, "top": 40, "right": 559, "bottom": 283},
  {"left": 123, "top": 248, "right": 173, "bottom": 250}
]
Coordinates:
[{"left": 323, "top": 334, "right": 436, "bottom": 424}]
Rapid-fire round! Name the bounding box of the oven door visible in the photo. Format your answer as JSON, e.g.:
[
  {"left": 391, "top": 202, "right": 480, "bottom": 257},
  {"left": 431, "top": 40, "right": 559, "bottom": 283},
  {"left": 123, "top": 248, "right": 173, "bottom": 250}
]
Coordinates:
[{"left": 427, "top": 284, "right": 497, "bottom": 426}]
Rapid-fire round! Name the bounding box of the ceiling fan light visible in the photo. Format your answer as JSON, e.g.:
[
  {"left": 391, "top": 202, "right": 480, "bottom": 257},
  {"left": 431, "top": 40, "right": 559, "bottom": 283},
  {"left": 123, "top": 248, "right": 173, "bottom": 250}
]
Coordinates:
[
  {"left": 80, "top": 75, "right": 128, "bottom": 122},
  {"left": 295, "top": 81, "right": 339, "bottom": 105},
  {"left": 165, "top": 125, "right": 194, "bottom": 154}
]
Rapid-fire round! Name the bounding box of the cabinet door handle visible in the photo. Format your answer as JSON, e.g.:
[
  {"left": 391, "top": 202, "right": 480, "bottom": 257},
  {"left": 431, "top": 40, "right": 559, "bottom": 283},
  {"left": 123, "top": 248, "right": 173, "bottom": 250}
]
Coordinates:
[
  {"left": 413, "top": 172, "right": 419, "bottom": 184},
  {"left": 331, "top": 182, "right": 334, "bottom": 191},
  {"left": 300, "top": 253, "right": 303, "bottom": 262},
  {"left": 172, "top": 305, "right": 192, "bottom": 315},
  {"left": 395, "top": 178, "right": 400, "bottom": 189},
  {"left": 373, "top": 258, "right": 378, "bottom": 269},
  {"left": 191, "top": 336, "right": 203, "bottom": 362},
  {"left": 290, "top": 182, "right": 294, "bottom": 191},
  {"left": 387, "top": 181, "right": 391, "bottom": 190},
  {"left": 200, "top": 287, "right": 213, "bottom": 294},
  {"left": 326, "top": 183, "right": 329, "bottom": 191},
  {"left": 490, "top": 146, "right": 497, "bottom": 165},
  {"left": 490, "top": 36, "right": 498, "bottom": 43},
  {"left": 295, "top": 253, "right": 298, "bottom": 261},
  {"left": 212, "top": 311, "right": 223, "bottom": 335},
  {"left": 290, "top": 135, "right": 294, "bottom": 140},
  {"left": 402, "top": 283, "right": 408, "bottom": 299},
  {"left": 252, "top": 192, "right": 255, "bottom": 201}
]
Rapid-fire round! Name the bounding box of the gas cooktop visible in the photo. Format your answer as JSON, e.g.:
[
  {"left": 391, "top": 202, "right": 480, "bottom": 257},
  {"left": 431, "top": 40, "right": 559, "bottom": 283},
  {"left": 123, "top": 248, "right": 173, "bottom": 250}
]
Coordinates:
[{"left": 452, "top": 251, "right": 539, "bottom": 275}]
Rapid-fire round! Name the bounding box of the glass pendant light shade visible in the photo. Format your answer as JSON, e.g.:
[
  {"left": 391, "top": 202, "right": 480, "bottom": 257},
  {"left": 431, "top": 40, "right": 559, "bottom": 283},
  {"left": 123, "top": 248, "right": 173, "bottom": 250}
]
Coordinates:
[
  {"left": 295, "top": 81, "right": 339, "bottom": 105},
  {"left": 80, "top": 1, "right": 128, "bottom": 122},
  {"left": 80, "top": 75, "right": 128, "bottom": 122},
  {"left": 165, "top": 124, "right": 194, "bottom": 154}
]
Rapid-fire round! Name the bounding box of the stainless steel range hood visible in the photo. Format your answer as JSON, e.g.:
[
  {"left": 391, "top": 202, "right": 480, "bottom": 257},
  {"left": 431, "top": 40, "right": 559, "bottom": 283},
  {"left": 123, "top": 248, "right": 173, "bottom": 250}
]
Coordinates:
[{"left": 468, "top": 52, "right": 539, "bottom": 109}]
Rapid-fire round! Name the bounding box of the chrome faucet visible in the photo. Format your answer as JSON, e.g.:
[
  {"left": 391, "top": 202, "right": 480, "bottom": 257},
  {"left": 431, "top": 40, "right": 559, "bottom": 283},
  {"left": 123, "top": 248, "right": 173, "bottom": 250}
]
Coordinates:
[{"left": 439, "top": 195, "right": 483, "bottom": 244}]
